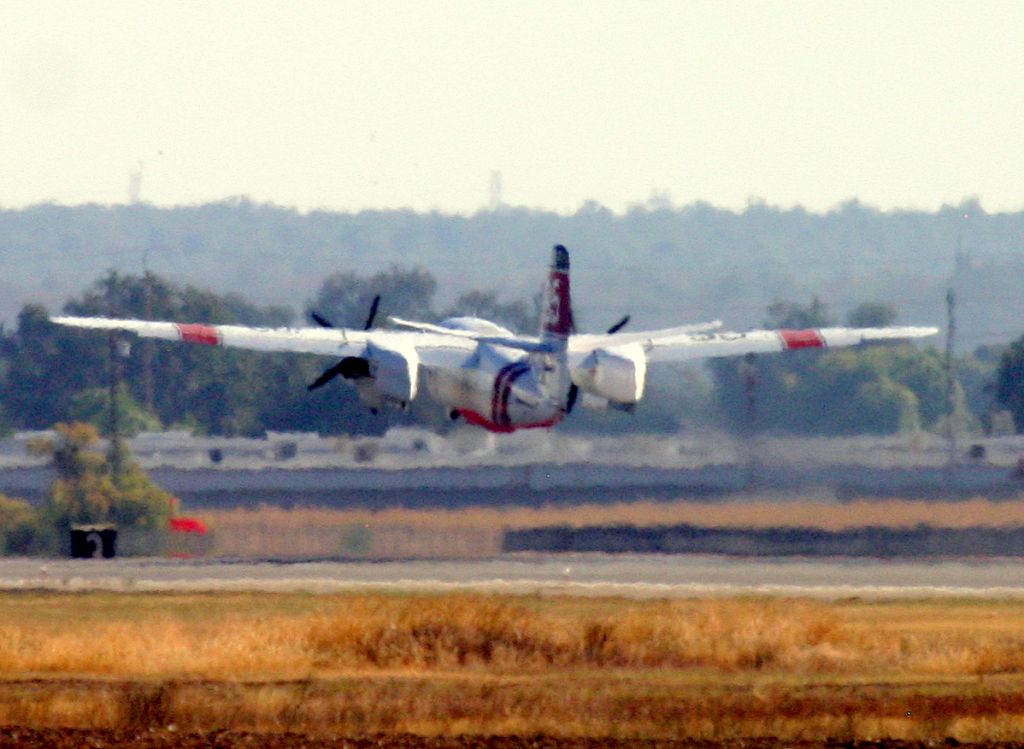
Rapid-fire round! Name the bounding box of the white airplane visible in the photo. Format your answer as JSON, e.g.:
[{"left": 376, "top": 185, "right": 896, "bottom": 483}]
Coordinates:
[{"left": 52, "top": 245, "right": 938, "bottom": 433}]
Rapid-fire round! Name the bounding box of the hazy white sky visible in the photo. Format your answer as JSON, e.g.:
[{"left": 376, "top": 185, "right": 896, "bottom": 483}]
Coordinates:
[{"left": 3, "top": 1, "right": 1023, "bottom": 214}]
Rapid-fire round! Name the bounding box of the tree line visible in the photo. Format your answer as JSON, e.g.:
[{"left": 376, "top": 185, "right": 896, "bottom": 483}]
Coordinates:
[
  {"left": 6, "top": 198, "right": 1024, "bottom": 354},
  {"left": 4, "top": 265, "right": 1024, "bottom": 438}
]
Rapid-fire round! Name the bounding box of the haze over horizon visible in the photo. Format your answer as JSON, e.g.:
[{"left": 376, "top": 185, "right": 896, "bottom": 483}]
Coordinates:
[{"left": 3, "top": 1, "right": 1023, "bottom": 216}]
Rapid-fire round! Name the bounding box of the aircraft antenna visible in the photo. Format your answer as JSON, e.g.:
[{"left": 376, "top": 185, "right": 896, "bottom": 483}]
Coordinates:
[{"left": 488, "top": 170, "right": 503, "bottom": 210}]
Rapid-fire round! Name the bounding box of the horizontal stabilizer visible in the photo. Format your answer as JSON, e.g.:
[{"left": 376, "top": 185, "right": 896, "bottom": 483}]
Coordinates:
[{"left": 388, "top": 316, "right": 555, "bottom": 353}]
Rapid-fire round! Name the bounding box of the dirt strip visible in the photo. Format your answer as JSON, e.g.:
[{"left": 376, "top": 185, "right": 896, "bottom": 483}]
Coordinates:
[{"left": 0, "top": 729, "right": 1005, "bottom": 749}]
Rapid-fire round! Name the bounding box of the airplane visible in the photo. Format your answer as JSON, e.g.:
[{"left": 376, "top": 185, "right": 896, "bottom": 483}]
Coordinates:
[{"left": 52, "top": 245, "right": 938, "bottom": 433}]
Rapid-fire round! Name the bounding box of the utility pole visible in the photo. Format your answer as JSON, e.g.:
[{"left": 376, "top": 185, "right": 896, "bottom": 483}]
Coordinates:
[
  {"left": 740, "top": 353, "right": 759, "bottom": 488},
  {"left": 945, "top": 288, "right": 958, "bottom": 467},
  {"left": 141, "top": 246, "right": 155, "bottom": 411},
  {"left": 107, "top": 274, "right": 124, "bottom": 487}
]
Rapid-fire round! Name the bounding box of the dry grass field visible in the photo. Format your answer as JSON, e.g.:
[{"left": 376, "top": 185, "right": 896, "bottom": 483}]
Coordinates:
[
  {"left": 200, "top": 496, "right": 1024, "bottom": 559},
  {"left": 1, "top": 592, "right": 1024, "bottom": 742},
  {"left": 206, "top": 496, "right": 1024, "bottom": 534}
]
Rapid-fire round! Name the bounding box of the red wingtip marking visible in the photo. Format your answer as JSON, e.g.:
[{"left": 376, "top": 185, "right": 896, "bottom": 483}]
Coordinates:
[
  {"left": 779, "top": 329, "right": 825, "bottom": 350},
  {"left": 177, "top": 323, "right": 220, "bottom": 345}
]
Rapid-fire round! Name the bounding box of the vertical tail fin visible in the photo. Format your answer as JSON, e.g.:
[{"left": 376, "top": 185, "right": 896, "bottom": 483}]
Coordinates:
[
  {"left": 536, "top": 244, "right": 572, "bottom": 408},
  {"left": 540, "top": 244, "right": 572, "bottom": 343}
]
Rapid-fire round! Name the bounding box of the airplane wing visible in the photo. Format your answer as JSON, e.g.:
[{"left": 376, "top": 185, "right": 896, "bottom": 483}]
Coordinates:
[
  {"left": 569, "top": 320, "right": 722, "bottom": 352},
  {"left": 49, "top": 316, "right": 477, "bottom": 361},
  {"left": 571, "top": 324, "right": 939, "bottom": 364}
]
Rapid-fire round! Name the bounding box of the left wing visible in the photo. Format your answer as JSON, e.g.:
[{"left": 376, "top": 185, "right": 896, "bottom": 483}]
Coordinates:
[
  {"left": 568, "top": 320, "right": 722, "bottom": 354},
  {"left": 570, "top": 325, "right": 939, "bottom": 365},
  {"left": 564, "top": 324, "right": 939, "bottom": 407},
  {"left": 642, "top": 325, "right": 939, "bottom": 362}
]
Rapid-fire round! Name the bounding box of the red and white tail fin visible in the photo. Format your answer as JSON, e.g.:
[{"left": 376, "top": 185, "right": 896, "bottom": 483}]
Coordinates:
[
  {"left": 536, "top": 244, "right": 572, "bottom": 408},
  {"left": 540, "top": 244, "right": 572, "bottom": 343}
]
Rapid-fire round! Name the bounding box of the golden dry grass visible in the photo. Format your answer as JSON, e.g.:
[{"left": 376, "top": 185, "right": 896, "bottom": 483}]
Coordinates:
[
  {"left": 2, "top": 592, "right": 1024, "bottom": 739},
  {"left": 206, "top": 496, "right": 1024, "bottom": 535},
  {"left": 4, "top": 593, "right": 1024, "bottom": 679},
  {"left": 198, "top": 496, "right": 1024, "bottom": 559}
]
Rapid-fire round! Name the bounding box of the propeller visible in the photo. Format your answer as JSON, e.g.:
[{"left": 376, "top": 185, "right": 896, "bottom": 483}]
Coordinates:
[
  {"left": 566, "top": 314, "right": 630, "bottom": 414},
  {"left": 310, "top": 312, "right": 335, "bottom": 329},
  {"left": 308, "top": 361, "right": 347, "bottom": 391},
  {"left": 566, "top": 382, "right": 580, "bottom": 414},
  {"left": 309, "top": 294, "right": 380, "bottom": 331},
  {"left": 606, "top": 314, "right": 630, "bottom": 335},
  {"left": 363, "top": 295, "right": 380, "bottom": 331},
  {"left": 307, "top": 295, "right": 382, "bottom": 391}
]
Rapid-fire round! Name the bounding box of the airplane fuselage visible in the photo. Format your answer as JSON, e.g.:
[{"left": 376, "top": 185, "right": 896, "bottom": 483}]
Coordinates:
[{"left": 423, "top": 342, "right": 565, "bottom": 432}]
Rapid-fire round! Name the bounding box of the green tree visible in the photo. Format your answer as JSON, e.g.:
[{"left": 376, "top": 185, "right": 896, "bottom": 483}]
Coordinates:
[
  {"left": 0, "top": 495, "right": 40, "bottom": 555},
  {"left": 29, "top": 423, "right": 178, "bottom": 553},
  {"left": 712, "top": 299, "right": 944, "bottom": 435},
  {"left": 765, "top": 296, "right": 834, "bottom": 329},
  {"left": 855, "top": 378, "right": 921, "bottom": 433},
  {"left": 443, "top": 290, "right": 536, "bottom": 333},
  {"left": 68, "top": 385, "right": 162, "bottom": 437},
  {"left": 3, "top": 305, "right": 107, "bottom": 428},
  {"left": 996, "top": 336, "right": 1024, "bottom": 432},
  {"left": 4, "top": 272, "right": 308, "bottom": 436},
  {"left": 847, "top": 302, "right": 898, "bottom": 328},
  {"left": 307, "top": 266, "right": 437, "bottom": 328},
  {"left": 959, "top": 345, "right": 1003, "bottom": 431},
  {"left": 806, "top": 350, "right": 923, "bottom": 434}
]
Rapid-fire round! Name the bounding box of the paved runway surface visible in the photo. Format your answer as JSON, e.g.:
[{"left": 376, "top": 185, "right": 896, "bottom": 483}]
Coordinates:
[{"left": 3, "top": 554, "right": 1024, "bottom": 598}]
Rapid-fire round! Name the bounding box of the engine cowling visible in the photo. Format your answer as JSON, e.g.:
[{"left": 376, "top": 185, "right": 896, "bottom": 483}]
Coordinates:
[
  {"left": 571, "top": 343, "right": 646, "bottom": 405},
  {"left": 351, "top": 341, "right": 419, "bottom": 410}
]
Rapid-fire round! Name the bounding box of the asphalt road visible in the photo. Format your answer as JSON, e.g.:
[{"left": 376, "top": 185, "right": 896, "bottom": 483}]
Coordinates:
[{"left": 3, "top": 553, "right": 1024, "bottom": 598}]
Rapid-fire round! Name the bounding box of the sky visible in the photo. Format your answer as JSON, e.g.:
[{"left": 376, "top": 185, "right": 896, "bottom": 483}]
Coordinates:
[{"left": 2, "top": 1, "right": 1024, "bottom": 215}]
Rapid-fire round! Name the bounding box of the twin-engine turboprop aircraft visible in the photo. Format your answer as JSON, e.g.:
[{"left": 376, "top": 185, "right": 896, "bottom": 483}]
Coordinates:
[{"left": 53, "top": 245, "right": 938, "bottom": 433}]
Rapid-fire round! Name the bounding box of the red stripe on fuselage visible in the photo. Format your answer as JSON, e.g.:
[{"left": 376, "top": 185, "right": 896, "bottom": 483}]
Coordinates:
[
  {"left": 497, "top": 362, "right": 530, "bottom": 427},
  {"left": 177, "top": 323, "right": 221, "bottom": 345},
  {"left": 458, "top": 409, "right": 562, "bottom": 434},
  {"left": 779, "top": 329, "right": 825, "bottom": 350},
  {"left": 490, "top": 360, "right": 528, "bottom": 426}
]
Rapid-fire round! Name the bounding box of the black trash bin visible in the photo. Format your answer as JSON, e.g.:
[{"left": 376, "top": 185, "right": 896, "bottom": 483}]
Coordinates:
[{"left": 70, "top": 524, "right": 117, "bottom": 559}]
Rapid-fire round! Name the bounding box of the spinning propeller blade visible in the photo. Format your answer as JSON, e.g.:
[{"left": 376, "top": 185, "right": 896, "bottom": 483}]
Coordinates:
[
  {"left": 364, "top": 295, "right": 381, "bottom": 331},
  {"left": 310, "top": 312, "right": 335, "bottom": 329},
  {"left": 308, "top": 361, "right": 346, "bottom": 391},
  {"left": 308, "top": 295, "right": 381, "bottom": 391},
  {"left": 606, "top": 314, "right": 631, "bottom": 335}
]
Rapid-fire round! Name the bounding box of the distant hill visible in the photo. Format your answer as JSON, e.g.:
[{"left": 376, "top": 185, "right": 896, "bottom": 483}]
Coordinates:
[{"left": 3, "top": 197, "right": 1023, "bottom": 348}]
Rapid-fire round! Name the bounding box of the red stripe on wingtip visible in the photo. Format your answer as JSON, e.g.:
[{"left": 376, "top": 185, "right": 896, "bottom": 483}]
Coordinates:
[
  {"left": 779, "top": 329, "right": 825, "bottom": 350},
  {"left": 177, "top": 323, "right": 220, "bottom": 345}
]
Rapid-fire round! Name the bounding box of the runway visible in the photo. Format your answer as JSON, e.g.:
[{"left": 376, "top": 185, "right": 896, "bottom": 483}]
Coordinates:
[{"left": 3, "top": 553, "right": 1024, "bottom": 598}]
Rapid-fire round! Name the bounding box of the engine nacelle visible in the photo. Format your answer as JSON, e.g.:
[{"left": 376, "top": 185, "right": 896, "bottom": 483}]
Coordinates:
[
  {"left": 571, "top": 343, "right": 646, "bottom": 405},
  {"left": 361, "top": 341, "right": 419, "bottom": 408}
]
